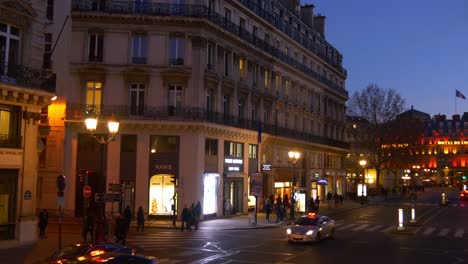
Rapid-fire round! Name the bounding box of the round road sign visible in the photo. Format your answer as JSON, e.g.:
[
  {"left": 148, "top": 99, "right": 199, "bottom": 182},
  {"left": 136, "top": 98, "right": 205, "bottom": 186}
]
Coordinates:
[{"left": 83, "top": 185, "right": 92, "bottom": 199}]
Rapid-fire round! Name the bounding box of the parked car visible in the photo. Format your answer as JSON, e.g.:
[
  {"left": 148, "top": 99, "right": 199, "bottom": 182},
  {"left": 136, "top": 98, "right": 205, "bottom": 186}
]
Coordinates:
[
  {"left": 79, "top": 252, "right": 158, "bottom": 264},
  {"left": 286, "top": 213, "right": 335, "bottom": 243},
  {"left": 46, "top": 243, "right": 135, "bottom": 264}
]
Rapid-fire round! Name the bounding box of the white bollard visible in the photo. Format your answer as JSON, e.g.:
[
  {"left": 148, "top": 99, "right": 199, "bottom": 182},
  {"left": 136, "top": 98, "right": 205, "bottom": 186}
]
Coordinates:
[
  {"left": 410, "top": 207, "right": 416, "bottom": 223},
  {"left": 397, "top": 208, "right": 405, "bottom": 230},
  {"left": 441, "top": 193, "right": 446, "bottom": 205}
]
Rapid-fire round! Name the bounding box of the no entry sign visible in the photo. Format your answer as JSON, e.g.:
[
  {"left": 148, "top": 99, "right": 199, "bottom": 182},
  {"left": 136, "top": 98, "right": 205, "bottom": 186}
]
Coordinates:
[{"left": 83, "top": 185, "right": 92, "bottom": 199}]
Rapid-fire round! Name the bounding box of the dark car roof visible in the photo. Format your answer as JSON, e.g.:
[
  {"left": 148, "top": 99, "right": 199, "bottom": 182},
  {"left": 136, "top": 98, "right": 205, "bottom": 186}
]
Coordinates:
[{"left": 81, "top": 252, "right": 156, "bottom": 263}]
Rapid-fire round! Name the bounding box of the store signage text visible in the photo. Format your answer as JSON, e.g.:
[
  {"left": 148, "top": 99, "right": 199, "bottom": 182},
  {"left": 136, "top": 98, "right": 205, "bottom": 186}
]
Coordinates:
[
  {"left": 154, "top": 164, "right": 173, "bottom": 170},
  {"left": 437, "top": 141, "right": 468, "bottom": 145},
  {"left": 262, "top": 164, "right": 271, "bottom": 171},
  {"left": 225, "top": 158, "right": 243, "bottom": 164}
]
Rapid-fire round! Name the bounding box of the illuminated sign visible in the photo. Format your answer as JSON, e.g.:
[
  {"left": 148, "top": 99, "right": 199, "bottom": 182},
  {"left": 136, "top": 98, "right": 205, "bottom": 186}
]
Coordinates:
[
  {"left": 262, "top": 164, "right": 271, "bottom": 171},
  {"left": 437, "top": 141, "right": 468, "bottom": 145},
  {"left": 228, "top": 167, "right": 240, "bottom": 171},
  {"left": 317, "top": 179, "right": 328, "bottom": 185},
  {"left": 225, "top": 158, "right": 243, "bottom": 164}
]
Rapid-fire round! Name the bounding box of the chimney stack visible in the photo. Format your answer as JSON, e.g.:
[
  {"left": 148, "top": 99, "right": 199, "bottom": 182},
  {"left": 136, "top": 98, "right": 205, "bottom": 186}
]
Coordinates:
[
  {"left": 300, "top": 4, "right": 314, "bottom": 28},
  {"left": 314, "top": 14, "right": 326, "bottom": 38}
]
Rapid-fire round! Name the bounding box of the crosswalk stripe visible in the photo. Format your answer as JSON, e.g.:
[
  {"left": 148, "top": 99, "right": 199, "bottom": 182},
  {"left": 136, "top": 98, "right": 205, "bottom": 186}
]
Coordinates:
[
  {"left": 337, "top": 224, "right": 359, "bottom": 230},
  {"left": 438, "top": 228, "right": 450, "bottom": 237},
  {"left": 366, "top": 224, "right": 384, "bottom": 232},
  {"left": 422, "top": 227, "right": 436, "bottom": 235},
  {"left": 351, "top": 224, "right": 369, "bottom": 231},
  {"left": 381, "top": 226, "right": 395, "bottom": 233},
  {"left": 454, "top": 229, "right": 464, "bottom": 238}
]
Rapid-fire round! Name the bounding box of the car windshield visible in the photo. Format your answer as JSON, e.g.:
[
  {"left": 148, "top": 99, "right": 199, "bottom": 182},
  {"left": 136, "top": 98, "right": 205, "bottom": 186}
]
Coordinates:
[
  {"left": 294, "top": 217, "right": 319, "bottom": 226},
  {"left": 53, "top": 245, "right": 89, "bottom": 258}
]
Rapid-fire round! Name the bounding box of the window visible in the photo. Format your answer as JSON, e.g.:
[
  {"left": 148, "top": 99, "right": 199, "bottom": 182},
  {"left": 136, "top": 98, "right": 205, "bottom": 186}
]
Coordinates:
[
  {"left": 205, "top": 138, "right": 218, "bottom": 156},
  {"left": 0, "top": 22, "right": 20, "bottom": 76},
  {"left": 43, "top": 33, "right": 52, "bottom": 69},
  {"left": 168, "top": 85, "right": 182, "bottom": 115},
  {"left": 46, "top": 0, "right": 54, "bottom": 21},
  {"left": 134, "top": 0, "right": 150, "bottom": 13},
  {"left": 252, "top": 64, "right": 258, "bottom": 85},
  {"left": 88, "top": 32, "right": 103, "bottom": 62},
  {"left": 264, "top": 69, "right": 269, "bottom": 89},
  {"left": 91, "top": 0, "right": 106, "bottom": 11},
  {"left": 251, "top": 104, "right": 256, "bottom": 121},
  {"left": 225, "top": 141, "right": 243, "bottom": 158},
  {"left": 223, "top": 94, "right": 230, "bottom": 116},
  {"left": 224, "top": 51, "right": 230, "bottom": 76},
  {"left": 249, "top": 144, "right": 257, "bottom": 159},
  {"left": 239, "top": 18, "right": 246, "bottom": 35},
  {"left": 130, "top": 83, "right": 145, "bottom": 115},
  {"left": 263, "top": 110, "right": 269, "bottom": 124},
  {"left": 208, "top": 0, "right": 215, "bottom": 15},
  {"left": 86, "top": 81, "right": 102, "bottom": 108},
  {"left": 264, "top": 33, "right": 270, "bottom": 44},
  {"left": 224, "top": 8, "right": 231, "bottom": 27},
  {"left": 239, "top": 58, "right": 245, "bottom": 80},
  {"left": 0, "top": 105, "right": 21, "bottom": 148},
  {"left": 252, "top": 26, "right": 258, "bottom": 40},
  {"left": 131, "top": 35, "right": 147, "bottom": 64},
  {"left": 237, "top": 99, "right": 244, "bottom": 120},
  {"left": 206, "top": 88, "right": 214, "bottom": 113},
  {"left": 169, "top": 37, "right": 185, "bottom": 65},
  {"left": 207, "top": 43, "right": 214, "bottom": 69}
]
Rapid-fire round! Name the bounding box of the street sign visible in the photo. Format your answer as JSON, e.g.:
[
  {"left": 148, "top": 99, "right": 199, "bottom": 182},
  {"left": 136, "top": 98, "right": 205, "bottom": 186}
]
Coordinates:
[
  {"left": 249, "top": 172, "right": 263, "bottom": 197},
  {"left": 95, "top": 193, "right": 122, "bottom": 202},
  {"left": 83, "top": 185, "right": 92, "bottom": 199},
  {"left": 109, "top": 183, "right": 123, "bottom": 193}
]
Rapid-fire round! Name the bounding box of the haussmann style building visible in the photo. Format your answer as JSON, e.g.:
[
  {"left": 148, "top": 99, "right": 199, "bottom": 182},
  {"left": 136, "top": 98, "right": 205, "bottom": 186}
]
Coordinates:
[{"left": 40, "top": 0, "right": 349, "bottom": 222}]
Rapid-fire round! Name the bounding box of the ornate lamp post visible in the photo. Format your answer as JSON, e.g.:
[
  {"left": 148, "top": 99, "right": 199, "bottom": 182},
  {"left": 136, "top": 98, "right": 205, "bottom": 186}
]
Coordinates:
[
  {"left": 359, "top": 159, "right": 367, "bottom": 205},
  {"left": 288, "top": 150, "right": 301, "bottom": 220},
  {"left": 84, "top": 109, "right": 119, "bottom": 218}
]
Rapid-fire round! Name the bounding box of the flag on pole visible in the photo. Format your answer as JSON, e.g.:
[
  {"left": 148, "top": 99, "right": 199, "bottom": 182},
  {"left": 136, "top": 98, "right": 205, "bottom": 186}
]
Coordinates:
[
  {"left": 456, "top": 89, "right": 466, "bottom": 100},
  {"left": 257, "top": 121, "right": 262, "bottom": 144}
]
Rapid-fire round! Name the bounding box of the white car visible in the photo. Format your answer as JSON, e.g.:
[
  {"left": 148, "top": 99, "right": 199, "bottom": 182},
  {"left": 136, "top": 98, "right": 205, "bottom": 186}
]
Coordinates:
[{"left": 286, "top": 213, "right": 335, "bottom": 243}]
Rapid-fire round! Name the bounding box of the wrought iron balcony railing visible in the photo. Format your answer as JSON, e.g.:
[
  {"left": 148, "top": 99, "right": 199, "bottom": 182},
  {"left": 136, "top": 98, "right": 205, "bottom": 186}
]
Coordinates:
[
  {"left": 0, "top": 61, "right": 56, "bottom": 93},
  {"left": 66, "top": 103, "right": 349, "bottom": 149},
  {"left": 71, "top": 0, "right": 347, "bottom": 97}
]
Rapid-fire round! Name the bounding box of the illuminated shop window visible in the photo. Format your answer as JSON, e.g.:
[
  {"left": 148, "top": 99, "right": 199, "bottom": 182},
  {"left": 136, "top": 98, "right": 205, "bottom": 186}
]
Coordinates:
[{"left": 149, "top": 174, "right": 175, "bottom": 215}]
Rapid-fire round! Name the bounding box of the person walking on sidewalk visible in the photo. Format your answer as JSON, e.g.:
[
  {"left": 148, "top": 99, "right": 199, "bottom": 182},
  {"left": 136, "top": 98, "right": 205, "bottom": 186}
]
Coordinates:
[
  {"left": 124, "top": 205, "right": 132, "bottom": 232},
  {"left": 334, "top": 193, "right": 339, "bottom": 208},
  {"left": 265, "top": 199, "right": 272, "bottom": 222},
  {"left": 193, "top": 201, "right": 201, "bottom": 230},
  {"left": 315, "top": 196, "right": 320, "bottom": 212},
  {"left": 82, "top": 213, "right": 95, "bottom": 244},
  {"left": 339, "top": 194, "right": 344, "bottom": 207},
  {"left": 115, "top": 214, "right": 127, "bottom": 245},
  {"left": 181, "top": 204, "right": 191, "bottom": 232},
  {"left": 326, "top": 191, "right": 333, "bottom": 209},
  {"left": 137, "top": 206, "right": 145, "bottom": 232},
  {"left": 38, "top": 209, "right": 48, "bottom": 239}
]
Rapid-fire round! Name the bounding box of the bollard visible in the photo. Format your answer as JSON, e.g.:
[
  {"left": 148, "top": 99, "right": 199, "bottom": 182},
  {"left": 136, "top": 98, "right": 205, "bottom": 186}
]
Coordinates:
[
  {"left": 397, "top": 208, "right": 405, "bottom": 230},
  {"left": 410, "top": 207, "right": 417, "bottom": 224},
  {"left": 441, "top": 193, "right": 447, "bottom": 206}
]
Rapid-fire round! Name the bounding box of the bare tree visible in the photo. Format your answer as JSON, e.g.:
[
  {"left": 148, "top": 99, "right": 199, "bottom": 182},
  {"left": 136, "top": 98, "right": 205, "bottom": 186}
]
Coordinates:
[{"left": 347, "top": 83, "right": 406, "bottom": 189}]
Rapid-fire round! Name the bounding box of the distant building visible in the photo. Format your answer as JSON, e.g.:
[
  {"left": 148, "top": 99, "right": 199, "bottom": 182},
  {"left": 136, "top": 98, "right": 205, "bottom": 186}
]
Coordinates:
[
  {"left": 0, "top": 0, "right": 56, "bottom": 246},
  {"left": 40, "top": 0, "right": 349, "bottom": 220}
]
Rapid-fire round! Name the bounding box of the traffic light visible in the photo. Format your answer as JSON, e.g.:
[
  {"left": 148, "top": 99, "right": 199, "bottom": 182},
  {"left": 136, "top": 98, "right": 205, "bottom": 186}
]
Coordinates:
[
  {"left": 78, "top": 170, "right": 86, "bottom": 184},
  {"left": 170, "top": 175, "right": 177, "bottom": 185},
  {"left": 462, "top": 175, "right": 467, "bottom": 180},
  {"left": 56, "top": 175, "right": 66, "bottom": 197}
]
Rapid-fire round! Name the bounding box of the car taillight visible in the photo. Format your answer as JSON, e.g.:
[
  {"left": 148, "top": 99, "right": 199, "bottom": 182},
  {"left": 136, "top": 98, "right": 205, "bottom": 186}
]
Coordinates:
[{"left": 462, "top": 194, "right": 465, "bottom": 197}]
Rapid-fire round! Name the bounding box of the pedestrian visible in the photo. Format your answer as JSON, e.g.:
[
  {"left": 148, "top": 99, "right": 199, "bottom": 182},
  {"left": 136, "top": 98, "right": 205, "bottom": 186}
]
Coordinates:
[
  {"left": 82, "top": 213, "right": 95, "bottom": 244},
  {"left": 265, "top": 199, "right": 272, "bottom": 222},
  {"left": 124, "top": 205, "right": 132, "bottom": 232},
  {"left": 193, "top": 201, "right": 201, "bottom": 230},
  {"left": 180, "top": 204, "right": 191, "bottom": 232},
  {"left": 115, "top": 214, "right": 127, "bottom": 245},
  {"left": 308, "top": 197, "right": 315, "bottom": 213},
  {"left": 38, "top": 209, "right": 48, "bottom": 239},
  {"left": 314, "top": 196, "right": 320, "bottom": 212},
  {"left": 334, "top": 193, "right": 339, "bottom": 208},
  {"left": 339, "top": 194, "right": 344, "bottom": 207},
  {"left": 224, "top": 199, "right": 231, "bottom": 216},
  {"left": 94, "top": 216, "right": 106, "bottom": 243},
  {"left": 326, "top": 191, "right": 333, "bottom": 209},
  {"left": 137, "top": 206, "right": 145, "bottom": 232}
]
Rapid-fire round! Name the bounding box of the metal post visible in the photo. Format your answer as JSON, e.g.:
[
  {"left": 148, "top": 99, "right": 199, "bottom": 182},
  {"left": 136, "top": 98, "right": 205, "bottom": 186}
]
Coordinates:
[
  {"left": 254, "top": 196, "right": 258, "bottom": 225},
  {"left": 397, "top": 208, "right": 405, "bottom": 230},
  {"left": 290, "top": 172, "right": 295, "bottom": 220},
  {"left": 58, "top": 205, "right": 62, "bottom": 250},
  {"left": 172, "top": 194, "right": 176, "bottom": 226}
]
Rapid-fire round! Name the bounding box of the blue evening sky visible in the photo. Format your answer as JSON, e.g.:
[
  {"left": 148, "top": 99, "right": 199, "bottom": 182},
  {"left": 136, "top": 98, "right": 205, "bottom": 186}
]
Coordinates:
[{"left": 306, "top": 0, "right": 468, "bottom": 117}]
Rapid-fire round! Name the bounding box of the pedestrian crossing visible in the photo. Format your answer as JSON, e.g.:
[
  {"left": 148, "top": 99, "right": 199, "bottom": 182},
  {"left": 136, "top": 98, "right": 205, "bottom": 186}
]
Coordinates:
[
  {"left": 127, "top": 231, "right": 212, "bottom": 251},
  {"left": 381, "top": 202, "right": 463, "bottom": 207},
  {"left": 334, "top": 221, "right": 468, "bottom": 239}
]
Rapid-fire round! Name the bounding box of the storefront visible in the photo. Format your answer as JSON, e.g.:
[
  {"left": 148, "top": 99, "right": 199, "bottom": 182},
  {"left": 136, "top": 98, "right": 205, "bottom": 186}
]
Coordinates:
[
  {"left": 223, "top": 141, "right": 245, "bottom": 215},
  {"left": 148, "top": 174, "right": 175, "bottom": 216}
]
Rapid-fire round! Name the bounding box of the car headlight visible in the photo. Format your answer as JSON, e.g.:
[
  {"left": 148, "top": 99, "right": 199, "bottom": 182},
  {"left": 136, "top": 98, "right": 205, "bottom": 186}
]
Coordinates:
[
  {"left": 306, "top": 230, "right": 314, "bottom": 236},
  {"left": 286, "top": 228, "right": 292, "bottom": 235}
]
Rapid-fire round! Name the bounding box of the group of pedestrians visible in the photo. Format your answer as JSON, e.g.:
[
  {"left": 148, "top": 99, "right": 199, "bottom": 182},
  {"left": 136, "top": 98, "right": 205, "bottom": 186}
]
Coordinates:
[
  {"left": 181, "top": 201, "right": 202, "bottom": 232},
  {"left": 326, "top": 191, "right": 344, "bottom": 209}
]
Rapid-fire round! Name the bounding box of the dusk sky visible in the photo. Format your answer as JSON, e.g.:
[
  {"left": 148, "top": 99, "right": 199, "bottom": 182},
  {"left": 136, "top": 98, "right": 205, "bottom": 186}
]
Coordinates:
[{"left": 307, "top": 0, "right": 468, "bottom": 117}]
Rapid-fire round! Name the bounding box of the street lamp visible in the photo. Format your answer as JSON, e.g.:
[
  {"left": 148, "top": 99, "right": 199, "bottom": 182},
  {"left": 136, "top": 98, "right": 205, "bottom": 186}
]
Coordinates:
[
  {"left": 359, "top": 159, "right": 367, "bottom": 204},
  {"left": 84, "top": 108, "right": 119, "bottom": 218},
  {"left": 288, "top": 150, "right": 301, "bottom": 220}
]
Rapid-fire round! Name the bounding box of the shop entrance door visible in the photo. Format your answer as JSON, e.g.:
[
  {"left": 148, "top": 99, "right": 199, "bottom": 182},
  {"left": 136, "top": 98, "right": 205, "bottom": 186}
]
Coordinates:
[{"left": 223, "top": 179, "right": 243, "bottom": 215}]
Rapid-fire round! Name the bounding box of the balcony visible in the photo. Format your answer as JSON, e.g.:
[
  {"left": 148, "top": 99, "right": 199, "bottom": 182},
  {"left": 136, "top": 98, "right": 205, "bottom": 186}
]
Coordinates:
[
  {"left": 0, "top": 62, "right": 56, "bottom": 93},
  {"left": 71, "top": 0, "right": 347, "bottom": 97},
  {"left": 168, "top": 58, "right": 184, "bottom": 66},
  {"left": 66, "top": 103, "right": 349, "bottom": 149},
  {"left": 132, "top": 57, "right": 147, "bottom": 64}
]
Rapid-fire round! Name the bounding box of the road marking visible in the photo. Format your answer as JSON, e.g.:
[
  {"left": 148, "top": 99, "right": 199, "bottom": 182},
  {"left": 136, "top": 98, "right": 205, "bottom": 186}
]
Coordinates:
[
  {"left": 438, "top": 228, "right": 450, "bottom": 237},
  {"left": 454, "top": 229, "right": 464, "bottom": 238},
  {"left": 351, "top": 224, "right": 369, "bottom": 231},
  {"left": 337, "top": 224, "right": 359, "bottom": 230},
  {"left": 381, "top": 226, "right": 395, "bottom": 233},
  {"left": 422, "top": 227, "right": 436, "bottom": 235},
  {"left": 366, "top": 224, "right": 384, "bottom": 232}
]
